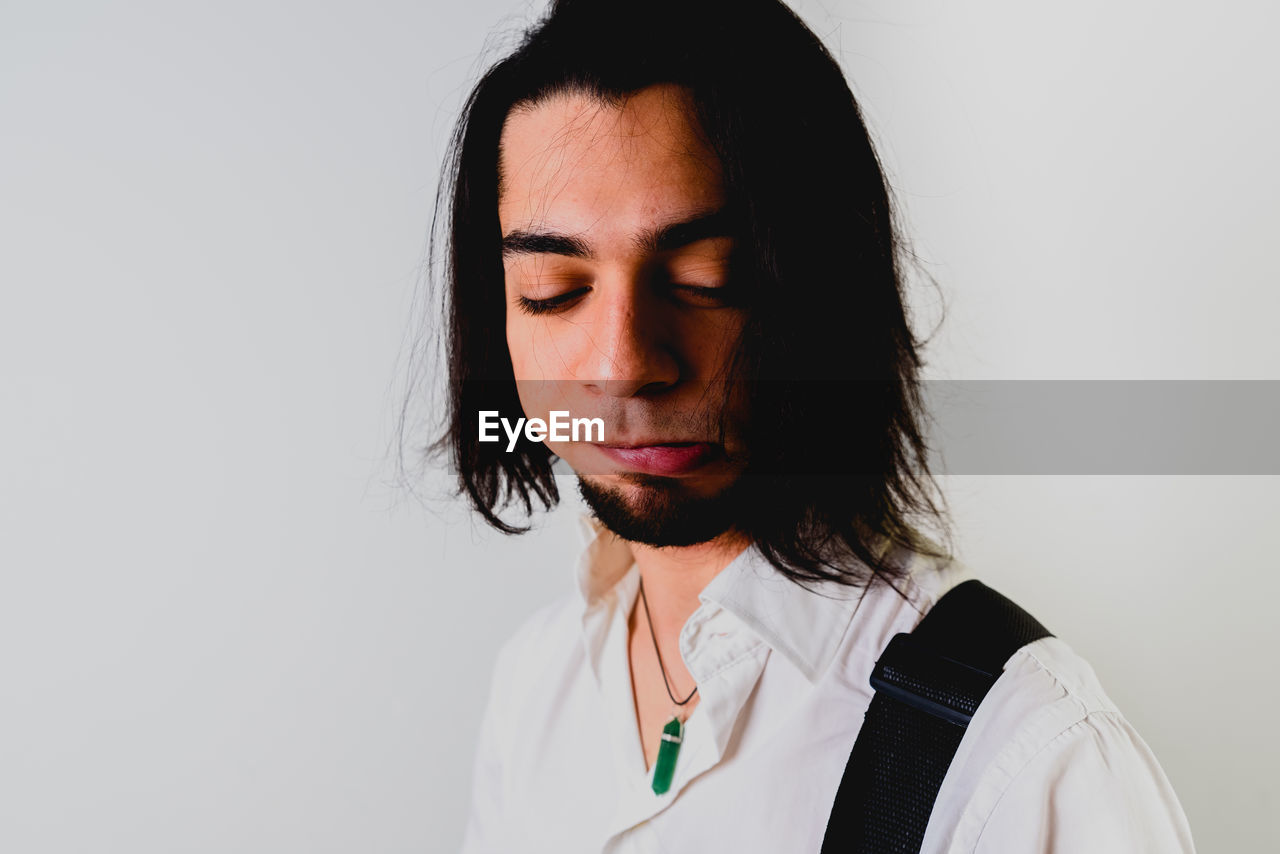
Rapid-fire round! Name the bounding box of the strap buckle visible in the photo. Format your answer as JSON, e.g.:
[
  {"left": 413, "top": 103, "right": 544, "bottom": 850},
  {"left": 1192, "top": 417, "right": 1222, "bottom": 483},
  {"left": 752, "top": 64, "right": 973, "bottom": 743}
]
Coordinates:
[{"left": 869, "top": 633, "right": 1001, "bottom": 727}]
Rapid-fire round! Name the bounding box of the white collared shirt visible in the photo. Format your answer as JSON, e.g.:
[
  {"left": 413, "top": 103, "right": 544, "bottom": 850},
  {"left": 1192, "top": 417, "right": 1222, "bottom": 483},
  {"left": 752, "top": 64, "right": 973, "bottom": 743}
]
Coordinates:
[{"left": 460, "top": 518, "right": 1196, "bottom": 853}]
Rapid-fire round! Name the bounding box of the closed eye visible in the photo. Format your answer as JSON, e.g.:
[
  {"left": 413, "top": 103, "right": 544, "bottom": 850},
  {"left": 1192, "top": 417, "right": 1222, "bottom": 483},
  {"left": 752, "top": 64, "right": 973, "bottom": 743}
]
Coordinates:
[
  {"left": 515, "top": 286, "right": 590, "bottom": 316},
  {"left": 669, "top": 283, "right": 738, "bottom": 307}
]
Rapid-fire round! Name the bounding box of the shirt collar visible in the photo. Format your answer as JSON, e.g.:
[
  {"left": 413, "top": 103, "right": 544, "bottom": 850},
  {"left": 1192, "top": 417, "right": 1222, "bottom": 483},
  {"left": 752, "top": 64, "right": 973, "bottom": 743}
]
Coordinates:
[
  {"left": 573, "top": 514, "right": 637, "bottom": 607},
  {"left": 572, "top": 513, "right": 915, "bottom": 684},
  {"left": 697, "top": 543, "right": 868, "bottom": 683}
]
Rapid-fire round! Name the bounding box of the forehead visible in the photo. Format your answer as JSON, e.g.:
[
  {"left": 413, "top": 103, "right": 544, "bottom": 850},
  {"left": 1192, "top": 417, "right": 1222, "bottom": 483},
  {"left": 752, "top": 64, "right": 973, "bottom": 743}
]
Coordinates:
[{"left": 497, "top": 85, "right": 725, "bottom": 238}]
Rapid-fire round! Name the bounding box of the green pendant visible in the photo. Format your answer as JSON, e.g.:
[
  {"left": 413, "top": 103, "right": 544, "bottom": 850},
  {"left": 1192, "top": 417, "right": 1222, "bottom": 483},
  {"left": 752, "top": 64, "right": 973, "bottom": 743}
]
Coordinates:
[{"left": 652, "top": 715, "right": 684, "bottom": 795}]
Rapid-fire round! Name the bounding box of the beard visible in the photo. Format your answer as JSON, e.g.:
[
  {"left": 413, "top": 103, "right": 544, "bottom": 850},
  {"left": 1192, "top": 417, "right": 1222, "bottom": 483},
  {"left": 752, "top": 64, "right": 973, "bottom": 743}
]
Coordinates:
[{"left": 577, "top": 472, "right": 747, "bottom": 548}]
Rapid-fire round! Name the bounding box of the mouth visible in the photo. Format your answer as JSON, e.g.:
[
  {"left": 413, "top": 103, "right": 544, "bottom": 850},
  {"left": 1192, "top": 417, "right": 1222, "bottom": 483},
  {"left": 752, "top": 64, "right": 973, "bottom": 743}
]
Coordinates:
[{"left": 592, "top": 441, "right": 718, "bottom": 476}]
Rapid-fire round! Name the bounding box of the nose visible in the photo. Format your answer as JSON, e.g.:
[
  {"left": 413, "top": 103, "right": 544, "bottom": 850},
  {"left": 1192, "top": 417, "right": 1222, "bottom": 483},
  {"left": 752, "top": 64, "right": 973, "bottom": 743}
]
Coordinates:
[{"left": 580, "top": 281, "right": 681, "bottom": 398}]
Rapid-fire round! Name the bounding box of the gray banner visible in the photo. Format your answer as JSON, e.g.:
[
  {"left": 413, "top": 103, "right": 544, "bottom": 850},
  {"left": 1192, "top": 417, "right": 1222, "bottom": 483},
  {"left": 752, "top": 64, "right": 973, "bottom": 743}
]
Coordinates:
[
  {"left": 500, "top": 380, "right": 1280, "bottom": 475},
  {"left": 921, "top": 381, "right": 1280, "bottom": 475}
]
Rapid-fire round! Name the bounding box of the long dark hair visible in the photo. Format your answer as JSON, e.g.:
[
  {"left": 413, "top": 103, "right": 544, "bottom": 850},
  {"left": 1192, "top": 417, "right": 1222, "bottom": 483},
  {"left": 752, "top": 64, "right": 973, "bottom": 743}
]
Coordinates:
[{"left": 422, "top": 0, "right": 948, "bottom": 589}]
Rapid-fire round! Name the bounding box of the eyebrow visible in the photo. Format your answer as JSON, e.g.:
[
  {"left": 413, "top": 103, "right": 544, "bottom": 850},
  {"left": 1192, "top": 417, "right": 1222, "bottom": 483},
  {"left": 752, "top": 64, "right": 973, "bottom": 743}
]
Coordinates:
[{"left": 501, "top": 208, "right": 735, "bottom": 260}]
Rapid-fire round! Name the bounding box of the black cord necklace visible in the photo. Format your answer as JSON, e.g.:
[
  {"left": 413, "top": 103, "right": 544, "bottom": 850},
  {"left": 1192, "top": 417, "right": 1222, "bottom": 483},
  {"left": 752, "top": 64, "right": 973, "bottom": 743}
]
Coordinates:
[
  {"left": 639, "top": 577, "right": 698, "bottom": 706},
  {"left": 638, "top": 577, "right": 695, "bottom": 795}
]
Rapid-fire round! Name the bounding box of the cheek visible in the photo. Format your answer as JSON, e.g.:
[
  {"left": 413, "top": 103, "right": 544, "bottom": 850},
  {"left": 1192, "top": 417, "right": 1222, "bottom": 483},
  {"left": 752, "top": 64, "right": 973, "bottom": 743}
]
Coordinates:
[
  {"left": 507, "top": 318, "right": 545, "bottom": 419},
  {"left": 506, "top": 312, "right": 592, "bottom": 381},
  {"left": 505, "top": 303, "right": 567, "bottom": 379},
  {"left": 507, "top": 317, "right": 576, "bottom": 426},
  {"left": 679, "top": 311, "right": 746, "bottom": 373},
  {"left": 512, "top": 379, "right": 550, "bottom": 426}
]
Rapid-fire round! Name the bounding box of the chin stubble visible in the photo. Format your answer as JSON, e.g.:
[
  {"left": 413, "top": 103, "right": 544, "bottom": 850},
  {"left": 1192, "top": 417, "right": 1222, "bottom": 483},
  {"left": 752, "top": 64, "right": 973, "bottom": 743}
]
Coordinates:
[{"left": 576, "top": 474, "right": 744, "bottom": 548}]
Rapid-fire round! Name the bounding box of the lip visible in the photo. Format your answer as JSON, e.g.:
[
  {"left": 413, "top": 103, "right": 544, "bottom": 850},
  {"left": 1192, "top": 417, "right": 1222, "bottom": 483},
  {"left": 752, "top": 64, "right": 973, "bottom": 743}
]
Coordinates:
[{"left": 593, "top": 442, "right": 717, "bottom": 476}]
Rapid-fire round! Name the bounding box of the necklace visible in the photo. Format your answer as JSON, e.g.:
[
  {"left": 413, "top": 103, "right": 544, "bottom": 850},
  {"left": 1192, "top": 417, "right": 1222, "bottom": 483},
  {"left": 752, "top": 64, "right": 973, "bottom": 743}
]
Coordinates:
[{"left": 638, "top": 577, "right": 697, "bottom": 795}]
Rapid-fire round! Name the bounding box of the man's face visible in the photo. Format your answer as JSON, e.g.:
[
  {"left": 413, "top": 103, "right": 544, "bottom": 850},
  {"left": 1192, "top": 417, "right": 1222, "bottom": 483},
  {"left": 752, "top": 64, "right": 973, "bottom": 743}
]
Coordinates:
[{"left": 497, "top": 84, "right": 750, "bottom": 547}]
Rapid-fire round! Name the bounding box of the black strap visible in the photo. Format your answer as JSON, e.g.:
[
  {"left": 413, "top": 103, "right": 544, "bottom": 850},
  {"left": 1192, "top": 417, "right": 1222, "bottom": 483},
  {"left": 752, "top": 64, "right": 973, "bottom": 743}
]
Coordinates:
[{"left": 820, "top": 580, "right": 1053, "bottom": 853}]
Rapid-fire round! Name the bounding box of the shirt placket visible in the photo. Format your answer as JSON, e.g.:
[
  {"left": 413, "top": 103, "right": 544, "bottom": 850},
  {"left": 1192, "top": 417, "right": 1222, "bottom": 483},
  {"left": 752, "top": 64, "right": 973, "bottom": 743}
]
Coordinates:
[{"left": 601, "top": 603, "right": 770, "bottom": 847}]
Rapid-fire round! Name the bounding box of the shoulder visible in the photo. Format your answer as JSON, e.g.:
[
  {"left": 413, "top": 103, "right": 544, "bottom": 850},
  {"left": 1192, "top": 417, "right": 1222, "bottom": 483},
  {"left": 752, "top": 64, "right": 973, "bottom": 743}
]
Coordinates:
[
  {"left": 461, "top": 593, "right": 588, "bottom": 853},
  {"left": 861, "top": 554, "right": 1195, "bottom": 850},
  {"left": 921, "top": 606, "right": 1197, "bottom": 851},
  {"left": 962, "top": 633, "right": 1132, "bottom": 771}
]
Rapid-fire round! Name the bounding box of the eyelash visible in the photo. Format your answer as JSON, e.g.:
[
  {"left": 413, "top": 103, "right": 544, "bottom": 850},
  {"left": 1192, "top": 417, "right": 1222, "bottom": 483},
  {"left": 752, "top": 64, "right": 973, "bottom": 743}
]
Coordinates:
[
  {"left": 515, "top": 284, "right": 732, "bottom": 316},
  {"left": 674, "top": 284, "right": 732, "bottom": 304},
  {"left": 515, "top": 287, "right": 590, "bottom": 316}
]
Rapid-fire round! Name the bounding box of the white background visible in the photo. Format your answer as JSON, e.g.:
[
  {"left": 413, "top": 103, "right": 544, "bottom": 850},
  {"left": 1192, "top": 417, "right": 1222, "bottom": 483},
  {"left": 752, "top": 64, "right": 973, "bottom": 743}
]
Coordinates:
[{"left": 2, "top": 1, "right": 1276, "bottom": 851}]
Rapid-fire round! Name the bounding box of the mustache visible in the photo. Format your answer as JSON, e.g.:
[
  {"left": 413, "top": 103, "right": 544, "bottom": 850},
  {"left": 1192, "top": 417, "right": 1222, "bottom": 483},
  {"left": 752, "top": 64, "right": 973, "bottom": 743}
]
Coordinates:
[
  {"left": 510, "top": 379, "right": 747, "bottom": 444},
  {"left": 601, "top": 409, "right": 715, "bottom": 438},
  {"left": 579, "top": 399, "right": 728, "bottom": 440}
]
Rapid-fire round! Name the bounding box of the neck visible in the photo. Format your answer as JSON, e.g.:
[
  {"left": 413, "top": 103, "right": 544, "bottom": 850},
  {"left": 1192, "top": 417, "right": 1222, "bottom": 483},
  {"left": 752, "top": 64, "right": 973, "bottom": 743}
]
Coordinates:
[{"left": 629, "top": 531, "right": 751, "bottom": 635}]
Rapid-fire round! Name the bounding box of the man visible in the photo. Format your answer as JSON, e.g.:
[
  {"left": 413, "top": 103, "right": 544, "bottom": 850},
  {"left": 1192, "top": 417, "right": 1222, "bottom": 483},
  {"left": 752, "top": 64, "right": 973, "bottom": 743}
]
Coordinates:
[{"left": 435, "top": 1, "right": 1196, "bottom": 851}]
